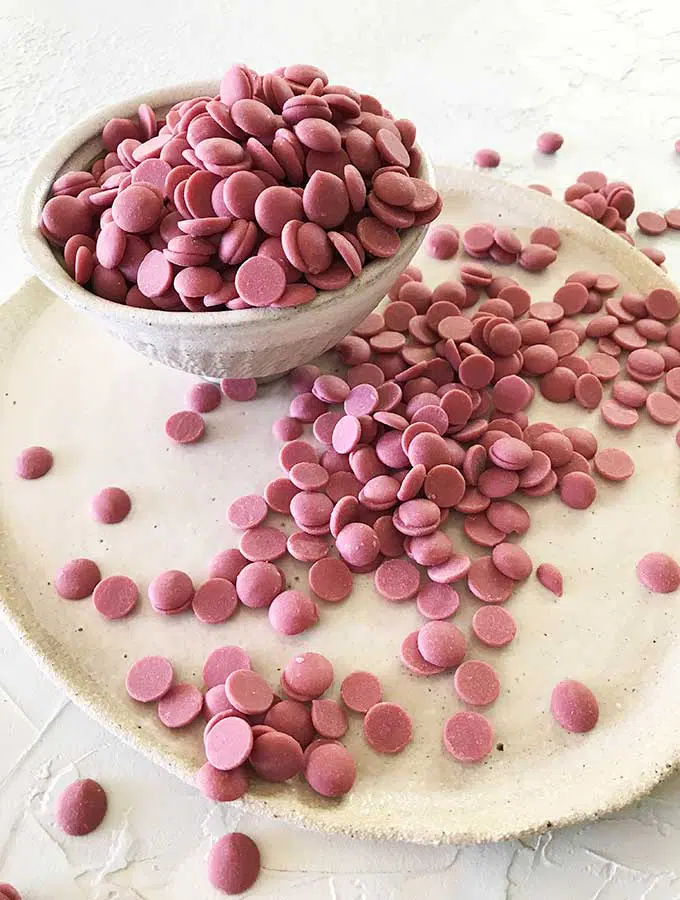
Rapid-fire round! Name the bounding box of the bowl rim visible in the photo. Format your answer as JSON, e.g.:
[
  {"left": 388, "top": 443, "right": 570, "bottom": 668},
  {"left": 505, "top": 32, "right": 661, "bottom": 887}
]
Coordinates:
[{"left": 19, "top": 79, "right": 435, "bottom": 330}]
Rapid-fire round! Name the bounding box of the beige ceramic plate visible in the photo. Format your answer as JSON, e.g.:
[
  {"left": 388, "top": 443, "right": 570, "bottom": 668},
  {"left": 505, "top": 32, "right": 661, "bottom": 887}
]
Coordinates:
[{"left": 2, "top": 167, "right": 680, "bottom": 844}]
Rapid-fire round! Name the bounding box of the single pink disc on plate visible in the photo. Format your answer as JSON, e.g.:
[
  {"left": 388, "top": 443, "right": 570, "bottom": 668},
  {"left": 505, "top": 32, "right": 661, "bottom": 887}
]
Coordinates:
[
  {"left": 311, "top": 698, "right": 348, "bottom": 738},
  {"left": 249, "top": 731, "right": 304, "bottom": 782},
  {"left": 227, "top": 494, "right": 268, "bottom": 530},
  {"left": 374, "top": 558, "right": 420, "bottom": 601},
  {"left": 196, "top": 762, "right": 249, "bottom": 802},
  {"left": 415, "top": 582, "right": 460, "bottom": 619},
  {"left": 536, "top": 562, "right": 563, "bottom": 597},
  {"left": 90, "top": 486, "right": 131, "bottom": 524},
  {"left": 92, "top": 575, "right": 138, "bottom": 619},
  {"left": 443, "top": 712, "right": 493, "bottom": 762},
  {"left": 340, "top": 671, "right": 382, "bottom": 713},
  {"left": 203, "top": 645, "right": 251, "bottom": 688},
  {"left": 55, "top": 558, "right": 101, "bottom": 600},
  {"left": 148, "top": 569, "right": 194, "bottom": 614},
  {"left": 593, "top": 448, "right": 634, "bottom": 481},
  {"left": 550, "top": 679, "right": 599, "bottom": 733},
  {"left": 55, "top": 778, "right": 107, "bottom": 835},
  {"left": 165, "top": 410, "right": 205, "bottom": 443},
  {"left": 204, "top": 715, "right": 253, "bottom": 769},
  {"left": 305, "top": 742, "right": 356, "bottom": 797},
  {"left": 417, "top": 620, "right": 466, "bottom": 668},
  {"left": 186, "top": 381, "right": 222, "bottom": 413},
  {"left": 15, "top": 445, "right": 53, "bottom": 479},
  {"left": 192, "top": 578, "right": 238, "bottom": 624},
  {"left": 363, "top": 701, "right": 413, "bottom": 753},
  {"left": 467, "top": 556, "right": 514, "bottom": 604},
  {"left": 636, "top": 552, "right": 680, "bottom": 593},
  {"left": 308, "top": 557, "right": 354, "bottom": 602},
  {"left": 400, "top": 630, "right": 446, "bottom": 675},
  {"left": 157, "top": 683, "right": 203, "bottom": 728},
  {"left": 226, "top": 669, "right": 274, "bottom": 715},
  {"left": 125, "top": 655, "right": 174, "bottom": 702},
  {"left": 240, "top": 525, "right": 287, "bottom": 561},
  {"left": 472, "top": 605, "right": 517, "bottom": 647},
  {"left": 453, "top": 660, "right": 501, "bottom": 706},
  {"left": 283, "top": 652, "right": 334, "bottom": 699}
]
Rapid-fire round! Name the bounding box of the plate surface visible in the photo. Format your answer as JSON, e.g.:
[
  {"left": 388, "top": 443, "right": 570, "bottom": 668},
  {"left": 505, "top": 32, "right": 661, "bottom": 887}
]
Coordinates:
[{"left": 2, "top": 167, "right": 680, "bottom": 844}]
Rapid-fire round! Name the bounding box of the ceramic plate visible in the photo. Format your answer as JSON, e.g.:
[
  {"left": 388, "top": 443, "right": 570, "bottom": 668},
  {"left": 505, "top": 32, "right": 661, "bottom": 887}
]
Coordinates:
[{"left": 2, "top": 167, "right": 680, "bottom": 843}]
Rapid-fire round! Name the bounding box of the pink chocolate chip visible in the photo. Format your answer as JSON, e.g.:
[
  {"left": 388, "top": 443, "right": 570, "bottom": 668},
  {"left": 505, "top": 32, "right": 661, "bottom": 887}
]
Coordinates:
[
  {"left": 158, "top": 683, "right": 203, "bottom": 728},
  {"left": 207, "top": 833, "right": 260, "bottom": 895},
  {"left": 636, "top": 552, "right": 680, "bottom": 593},
  {"left": 15, "top": 445, "right": 53, "bottom": 479},
  {"left": 55, "top": 779, "right": 107, "bottom": 836},
  {"left": 340, "top": 671, "right": 383, "bottom": 713},
  {"left": 126, "top": 655, "right": 174, "bottom": 702},
  {"left": 55, "top": 558, "right": 101, "bottom": 600},
  {"left": 550, "top": 679, "right": 599, "bottom": 733},
  {"left": 443, "top": 712, "right": 493, "bottom": 762},
  {"left": 363, "top": 701, "right": 413, "bottom": 753},
  {"left": 90, "top": 486, "right": 131, "bottom": 524}
]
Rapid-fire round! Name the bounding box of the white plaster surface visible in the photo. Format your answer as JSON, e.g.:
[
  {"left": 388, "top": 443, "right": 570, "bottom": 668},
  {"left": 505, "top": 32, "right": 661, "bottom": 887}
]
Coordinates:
[{"left": 2, "top": 0, "right": 680, "bottom": 896}]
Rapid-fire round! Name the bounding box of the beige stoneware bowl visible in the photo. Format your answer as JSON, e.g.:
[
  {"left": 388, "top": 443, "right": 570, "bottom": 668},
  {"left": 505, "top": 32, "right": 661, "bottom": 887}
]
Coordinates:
[{"left": 19, "top": 80, "right": 434, "bottom": 380}]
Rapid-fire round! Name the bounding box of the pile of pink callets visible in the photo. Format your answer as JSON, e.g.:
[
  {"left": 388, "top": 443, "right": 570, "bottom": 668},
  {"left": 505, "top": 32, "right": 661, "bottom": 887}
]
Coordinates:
[
  {"left": 39, "top": 63, "right": 441, "bottom": 311},
  {"left": 16, "top": 152, "right": 680, "bottom": 895}
]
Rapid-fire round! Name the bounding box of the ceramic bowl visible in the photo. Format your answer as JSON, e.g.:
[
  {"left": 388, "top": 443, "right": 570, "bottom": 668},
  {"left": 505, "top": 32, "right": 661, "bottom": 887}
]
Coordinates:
[{"left": 20, "top": 80, "right": 435, "bottom": 380}]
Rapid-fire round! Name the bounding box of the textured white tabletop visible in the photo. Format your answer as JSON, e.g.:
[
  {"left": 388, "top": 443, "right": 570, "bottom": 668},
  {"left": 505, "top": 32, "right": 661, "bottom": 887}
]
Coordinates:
[{"left": 3, "top": 1, "right": 680, "bottom": 897}]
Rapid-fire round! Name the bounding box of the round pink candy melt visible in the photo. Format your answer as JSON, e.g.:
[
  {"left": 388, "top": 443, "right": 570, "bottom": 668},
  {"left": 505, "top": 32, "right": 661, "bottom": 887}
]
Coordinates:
[
  {"left": 363, "top": 701, "right": 412, "bottom": 753},
  {"left": 415, "top": 582, "right": 460, "bottom": 619},
  {"left": 311, "top": 698, "right": 348, "bottom": 739},
  {"left": 125, "top": 655, "right": 174, "bottom": 702},
  {"left": 204, "top": 714, "right": 253, "bottom": 769},
  {"left": 90, "top": 486, "right": 131, "bottom": 524},
  {"left": 305, "top": 742, "right": 356, "bottom": 797},
  {"left": 165, "top": 410, "right": 205, "bottom": 443},
  {"left": 268, "top": 590, "right": 319, "bottom": 634},
  {"left": 55, "top": 558, "right": 101, "bottom": 600},
  {"left": 453, "top": 660, "right": 500, "bottom": 706},
  {"left": 208, "top": 833, "right": 261, "bottom": 895},
  {"left": 536, "top": 563, "right": 563, "bottom": 597},
  {"left": 186, "top": 381, "right": 222, "bottom": 413},
  {"left": 283, "top": 652, "right": 334, "bottom": 700},
  {"left": 157, "top": 682, "right": 203, "bottom": 728},
  {"left": 417, "top": 620, "right": 466, "bottom": 668},
  {"left": 227, "top": 493, "right": 268, "bottom": 530},
  {"left": 196, "top": 762, "right": 249, "bottom": 802},
  {"left": 340, "top": 671, "right": 382, "bottom": 713},
  {"left": 225, "top": 669, "right": 274, "bottom": 715},
  {"left": 636, "top": 552, "right": 680, "bottom": 593},
  {"left": 92, "top": 575, "right": 138, "bottom": 619},
  {"left": 550, "top": 679, "right": 599, "bottom": 733},
  {"left": 593, "top": 448, "right": 634, "bottom": 482},
  {"left": 374, "top": 558, "right": 420, "bottom": 601},
  {"left": 55, "top": 778, "right": 107, "bottom": 836},
  {"left": 15, "top": 445, "right": 53, "bottom": 479},
  {"left": 308, "top": 557, "right": 353, "bottom": 602},
  {"left": 472, "top": 605, "right": 517, "bottom": 647},
  {"left": 148, "top": 569, "right": 194, "bottom": 614},
  {"left": 192, "top": 578, "right": 238, "bottom": 624},
  {"left": 249, "top": 731, "right": 304, "bottom": 782},
  {"left": 203, "top": 645, "right": 251, "bottom": 688},
  {"left": 443, "top": 712, "right": 493, "bottom": 762},
  {"left": 240, "top": 525, "right": 287, "bottom": 561}
]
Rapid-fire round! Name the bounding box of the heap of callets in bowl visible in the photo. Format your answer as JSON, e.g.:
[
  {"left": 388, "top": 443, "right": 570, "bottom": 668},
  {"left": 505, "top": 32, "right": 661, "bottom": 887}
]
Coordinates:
[{"left": 39, "top": 63, "right": 441, "bottom": 312}]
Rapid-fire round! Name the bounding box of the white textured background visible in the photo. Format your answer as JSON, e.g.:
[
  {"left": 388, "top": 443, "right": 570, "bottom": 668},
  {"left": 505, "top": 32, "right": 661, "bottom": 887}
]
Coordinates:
[{"left": 3, "top": 1, "right": 680, "bottom": 897}]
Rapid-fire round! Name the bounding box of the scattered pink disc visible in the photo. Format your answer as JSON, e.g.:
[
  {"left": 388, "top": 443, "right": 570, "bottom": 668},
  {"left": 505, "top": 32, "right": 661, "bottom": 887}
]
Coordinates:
[
  {"left": 305, "top": 742, "right": 356, "bottom": 797},
  {"left": 636, "top": 552, "right": 680, "bottom": 593},
  {"left": 90, "top": 486, "right": 131, "bottom": 524},
  {"left": 363, "top": 701, "right": 413, "bottom": 753},
  {"left": 226, "top": 669, "right": 274, "bottom": 715},
  {"left": 240, "top": 525, "right": 287, "bottom": 561},
  {"left": 308, "top": 557, "right": 353, "bottom": 602},
  {"left": 340, "top": 671, "right": 382, "bottom": 713},
  {"left": 192, "top": 578, "right": 238, "bottom": 624},
  {"left": 283, "top": 652, "right": 334, "bottom": 699},
  {"left": 311, "top": 698, "right": 348, "bottom": 738},
  {"left": 536, "top": 562, "right": 563, "bottom": 597},
  {"left": 646, "top": 392, "right": 680, "bottom": 425},
  {"left": 417, "top": 620, "right": 466, "bottom": 668},
  {"left": 55, "top": 558, "right": 101, "bottom": 600},
  {"left": 268, "top": 589, "right": 319, "bottom": 634},
  {"left": 186, "top": 381, "right": 222, "bottom": 413},
  {"left": 467, "top": 556, "right": 514, "bottom": 604},
  {"left": 148, "top": 569, "right": 194, "bottom": 614},
  {"left": 400, "top": 630, "right": 445, "bottom": 676},
  {"left": 227, "top": 493, "right": 268, "bottom": 530},
  {"left": 126, "top": 655, "right": 174, "bottom": 702},
  {"left": 207, "top": 832, "right": 261, "bottom": 894},
  {"left": 559, "top": 471, "right": 597, "bottom": 509},
  {"left": 287, "top": 531, "right": 328, "bottom": 563},
  {"left": 249, "top": 730, "right": 304, "bottom": 782},
  {"left": 593, "top": 448, "right": 634, "bottom": 482},
  {"left": 221, "top": 378, "right": 258, "bottom": 402},
  {"left": 264, "top": 698, "right": 315, "bottom": 747},
  {"left": 158, "top": 683, "right": 203, "bottom": 729},
  {"left": 550, "top": 679, "right": 599, "bottom": 733},
  {"left": 55, "top": 779, "right": 107, "bottom": 836},
  {"left": 204, "top": 714, "right": 254, "bottom": 769},
  {"left": 203, "top": 645, "right": 251, "bottom": 688},
  {"left": 472, "top": 605, "right": 517, "bottom": 647},
  {"left": 92, "top": 575, "right": 138, "bottom": 619},
  {"left": 196, "top": 762, "right": 249, "bottom": 802},
  {"left": 443, "top": 712, "right": 493, "bottom": 762},
  {"left": 165, "top": 410, "right": 205, "bottom": 443},
  {"left": 415, "top": 582, "right": 460, "bottom": 619},
  {"left": 15, "top": 445, "right": 53, "bottom": 479},
  {"left": 374, "top": 558, "right": 420, "bottom": 601},
  {"left": 453, "top": 660, "right": 500, "bottom": 706},
  {"left": 491, "top": 542, "right": 532, "bottom": 581}
]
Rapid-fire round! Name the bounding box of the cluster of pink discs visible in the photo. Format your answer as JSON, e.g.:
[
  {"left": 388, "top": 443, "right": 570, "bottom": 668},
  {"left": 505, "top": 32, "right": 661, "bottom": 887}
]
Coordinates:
[{"left": 39, "top": 63, "right": 441, "bottom": 312}]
